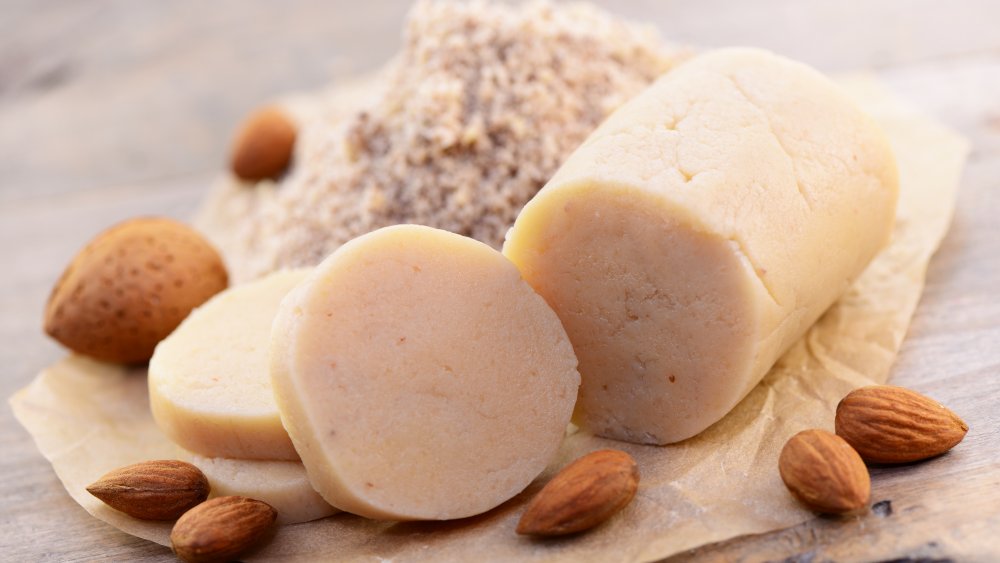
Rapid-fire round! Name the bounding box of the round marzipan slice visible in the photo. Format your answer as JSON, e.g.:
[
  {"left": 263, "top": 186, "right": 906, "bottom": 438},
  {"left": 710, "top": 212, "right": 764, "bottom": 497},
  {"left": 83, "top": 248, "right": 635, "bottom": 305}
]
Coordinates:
[
  {"left": 270, "top": 225, "right": 580, "bottom": 520},
  {"left": 149, "top": 269, "right": 310, "bottom": 460},
  {"left": 176, "top": 449, "right": 338, "bottom": 525}
]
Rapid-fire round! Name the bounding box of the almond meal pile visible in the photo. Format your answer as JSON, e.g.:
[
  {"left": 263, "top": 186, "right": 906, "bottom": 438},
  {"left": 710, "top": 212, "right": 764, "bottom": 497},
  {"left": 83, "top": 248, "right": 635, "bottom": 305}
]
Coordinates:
[{"left": 198, "top": 0, "right": 682, "bottom": 281}]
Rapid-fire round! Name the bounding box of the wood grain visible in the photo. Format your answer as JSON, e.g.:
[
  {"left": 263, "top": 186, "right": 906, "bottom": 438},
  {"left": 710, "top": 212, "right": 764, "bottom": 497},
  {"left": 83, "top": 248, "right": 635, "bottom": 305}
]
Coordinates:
[{"left": 2, "top": 1, "right": 998, "bottom": 561}]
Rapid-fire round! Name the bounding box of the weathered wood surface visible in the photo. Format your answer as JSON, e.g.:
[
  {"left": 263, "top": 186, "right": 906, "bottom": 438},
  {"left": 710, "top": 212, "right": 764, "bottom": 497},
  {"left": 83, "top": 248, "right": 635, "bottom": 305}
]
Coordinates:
[{"left": 2, "top": 1, "right": 998, "bottom": 561}]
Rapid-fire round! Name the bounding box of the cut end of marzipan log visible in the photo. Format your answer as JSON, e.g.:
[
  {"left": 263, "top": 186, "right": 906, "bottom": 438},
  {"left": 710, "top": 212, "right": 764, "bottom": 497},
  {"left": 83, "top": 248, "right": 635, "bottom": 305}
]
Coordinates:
[{"left": 504, "top": 48, "right": 899, "bottom": 445}]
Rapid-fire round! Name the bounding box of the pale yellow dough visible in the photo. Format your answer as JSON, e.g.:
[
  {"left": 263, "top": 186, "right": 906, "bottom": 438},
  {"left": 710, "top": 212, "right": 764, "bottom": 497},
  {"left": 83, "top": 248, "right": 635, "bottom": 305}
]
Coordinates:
[
  {"left": 271, "top": 225, "right": 580, "bottom": 520},
  {"left": 176, "top": 449, "right": 338, "bottom": 525},
  {"left": 149, "top": 269, "right": 309, "bottom": 460},
  {"left": 504, "top": 48, "right": 899, "bottom": 445}
]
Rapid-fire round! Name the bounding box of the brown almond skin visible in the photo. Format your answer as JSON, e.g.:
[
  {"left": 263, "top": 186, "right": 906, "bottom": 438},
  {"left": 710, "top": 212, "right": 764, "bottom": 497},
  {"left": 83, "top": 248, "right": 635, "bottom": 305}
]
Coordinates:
[
  {"left": 835, "top": 385, "right": 968, "bottom": 464},
  {"left": 516, "top": 449, "right": 639, "bottom": 536},
  {"left": 230, "top": 106, "right": 297, "bottom": 181},
  {"left": 43, "top": 217, "right": 228, "bottom": 364},
  {"left": 86, "top": 460, "right": 210, "bottom": 520},
  {"left": 171, "top": 496, "right": 277, "bottom": 563},
  {"left": 778, "top": 429, "right": 870, "bottom": 515}
]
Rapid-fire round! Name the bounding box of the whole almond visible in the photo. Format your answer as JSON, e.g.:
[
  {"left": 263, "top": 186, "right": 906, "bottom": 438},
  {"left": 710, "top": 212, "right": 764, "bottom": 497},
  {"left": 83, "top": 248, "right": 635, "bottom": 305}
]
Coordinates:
[
  {"left": 516, "top": 449, "right": 639, "bottom": 536},
  {"left": 230, "top": 106, "right": 297, "bottom": 181},
  {"left": 835, "top": 385, "right": 968, "bottom": 464},
  {"left": 86, "top": 460, "right": 210, "bottom": 520},
  {"left": 778, "top": 429, "right": 870, "bottom": 515},
  {"left": 171, "top": 496, "right": 277, "bottom": 563},
  {"left": 44, "top": 217, "right": 228, "bottom": 363}
]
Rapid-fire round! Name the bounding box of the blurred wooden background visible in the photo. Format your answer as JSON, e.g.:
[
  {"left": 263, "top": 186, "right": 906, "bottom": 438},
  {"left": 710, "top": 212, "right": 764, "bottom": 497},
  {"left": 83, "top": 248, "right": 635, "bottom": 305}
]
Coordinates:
[{"left": 2, "top": 1, "right": 998, "bottom": 560}]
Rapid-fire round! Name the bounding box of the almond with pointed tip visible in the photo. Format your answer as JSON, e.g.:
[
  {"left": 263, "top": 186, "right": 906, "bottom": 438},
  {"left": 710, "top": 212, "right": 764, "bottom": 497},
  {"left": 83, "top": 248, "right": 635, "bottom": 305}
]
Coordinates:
[
  {"left": 835, "top": 385, "right": 968, "bottom": 464},
  {"left": 230, "top": 106, "right": 297, "bottom": 181},
  {"left": 86, "top": 460, "right": 210, "bottom": 520},
  {"left": 171, "top": 496, "right": 277, "bottom": 563},
  {"left": 516, "top": 449, "right": 639, "bottom": 536},
  {"left": 778, "top": 429, "right": 870, "bottom": 515}
]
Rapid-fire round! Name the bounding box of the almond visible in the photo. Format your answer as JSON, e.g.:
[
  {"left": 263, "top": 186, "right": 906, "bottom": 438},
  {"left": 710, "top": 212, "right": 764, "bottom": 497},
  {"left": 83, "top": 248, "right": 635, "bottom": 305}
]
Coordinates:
[
  {"left": 44, "top": 217, "right": 228, "bottom": 363},
  {"left": 230, "top": 106, "right": 297, "bottom": 181},
  {"left": 778, "top": 429, "right": 870, "bottom": 515},
  {"left": 86, "top": 460, "right": 210, "bottom": 520},
  {"left": 835, "top": 385, "right": 968, "bottom": 464},
  {"left": 516, "top": 449, "right": 639, "bottom": 536},
  {"left": 171, "top": 496, "right": 277, "bottom": 563}
]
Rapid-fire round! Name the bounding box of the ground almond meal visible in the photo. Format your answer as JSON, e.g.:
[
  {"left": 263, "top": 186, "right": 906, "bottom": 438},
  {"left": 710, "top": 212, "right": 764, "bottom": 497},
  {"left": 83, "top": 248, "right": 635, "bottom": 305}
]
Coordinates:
[{"left": 197, "top": 0, "right": 683, "bottom": 282}]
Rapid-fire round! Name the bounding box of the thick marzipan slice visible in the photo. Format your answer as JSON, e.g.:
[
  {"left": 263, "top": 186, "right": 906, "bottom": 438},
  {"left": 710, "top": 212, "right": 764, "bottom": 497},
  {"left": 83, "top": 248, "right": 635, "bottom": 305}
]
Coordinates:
[
  {"left": 149, "top": 269, "right": 309, "bottom": 460},
  {"left": 176, "top": 449, "right": 338, "bottom": 525},
  {"left": 504, "top": 48, "right": 899, "bottom": 445},
  {"left": 271, "top": 225, "right": 580, "bottom": 520}
]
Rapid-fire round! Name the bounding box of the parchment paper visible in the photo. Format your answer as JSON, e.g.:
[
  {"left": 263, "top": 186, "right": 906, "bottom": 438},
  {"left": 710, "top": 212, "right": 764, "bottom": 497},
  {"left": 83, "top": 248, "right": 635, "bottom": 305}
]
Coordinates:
[{"left": 10, "top": 77, "right": 969, "bottom": 562}]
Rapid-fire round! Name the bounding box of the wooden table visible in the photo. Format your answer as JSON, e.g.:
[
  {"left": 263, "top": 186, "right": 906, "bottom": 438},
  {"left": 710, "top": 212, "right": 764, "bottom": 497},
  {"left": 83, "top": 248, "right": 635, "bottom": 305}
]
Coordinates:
[{"left": 3, "top": 1, "right": 998, "bottom": 560}]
